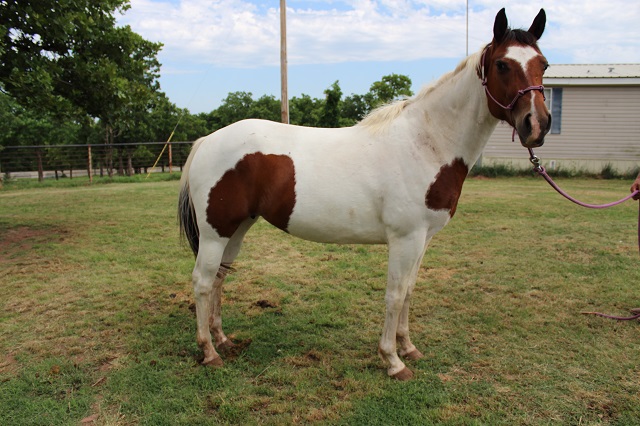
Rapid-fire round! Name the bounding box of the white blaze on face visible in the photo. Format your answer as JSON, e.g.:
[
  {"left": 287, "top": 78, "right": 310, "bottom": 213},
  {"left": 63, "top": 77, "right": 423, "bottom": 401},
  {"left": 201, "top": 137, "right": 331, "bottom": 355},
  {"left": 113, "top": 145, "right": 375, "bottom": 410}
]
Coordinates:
[
  {"left": 504, "top": 45, "right": 543, "bottom": 136},
  {"left": 504, "top": 45, "right": 539, "bottom": 74}
]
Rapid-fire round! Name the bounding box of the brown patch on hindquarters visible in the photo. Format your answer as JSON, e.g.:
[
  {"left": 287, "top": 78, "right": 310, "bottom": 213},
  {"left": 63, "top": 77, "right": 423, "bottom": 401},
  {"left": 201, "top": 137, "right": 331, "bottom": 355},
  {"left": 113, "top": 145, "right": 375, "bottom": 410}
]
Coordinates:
[
  {"left": 207, "top": 152, "right": 296, "bottom": 238},
  {"left": 425, "top": 158, "right": 469, "bottom": 217}
]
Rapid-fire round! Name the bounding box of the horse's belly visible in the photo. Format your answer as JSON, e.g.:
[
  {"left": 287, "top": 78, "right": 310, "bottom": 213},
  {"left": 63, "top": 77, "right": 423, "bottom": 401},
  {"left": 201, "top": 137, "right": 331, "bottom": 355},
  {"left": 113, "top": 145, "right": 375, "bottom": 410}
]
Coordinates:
[{"left": 286, "top": 205, "right": 387, "bottom": 244}]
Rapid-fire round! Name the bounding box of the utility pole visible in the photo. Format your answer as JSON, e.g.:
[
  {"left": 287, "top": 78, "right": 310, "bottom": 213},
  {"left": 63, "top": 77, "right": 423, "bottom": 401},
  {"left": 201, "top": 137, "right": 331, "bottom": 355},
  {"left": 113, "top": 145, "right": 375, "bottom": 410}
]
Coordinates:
[
  {"left": 280, "top": 0, "right": 289, "bottom": 124},
  {"left": 466, "top": 0, "right": 469, "bottom": 56}
]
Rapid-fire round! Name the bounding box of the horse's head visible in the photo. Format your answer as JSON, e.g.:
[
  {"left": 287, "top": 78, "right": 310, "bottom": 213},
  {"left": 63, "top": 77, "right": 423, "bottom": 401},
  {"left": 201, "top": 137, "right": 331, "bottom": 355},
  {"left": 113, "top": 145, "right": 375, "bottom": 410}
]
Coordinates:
[{"left": 481, "top": 8, "right": 550, "bottom": 148}]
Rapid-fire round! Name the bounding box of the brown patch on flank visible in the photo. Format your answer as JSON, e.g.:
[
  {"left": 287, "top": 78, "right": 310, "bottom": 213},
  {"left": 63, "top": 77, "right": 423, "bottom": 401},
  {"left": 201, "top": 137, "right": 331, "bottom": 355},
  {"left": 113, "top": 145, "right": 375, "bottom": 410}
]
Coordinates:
[
  {"left": 207, "top": 152, "right": 296, "bottom": 238},
  {"left": 425, "top": 158, "right": 469, "bottom": 217}
]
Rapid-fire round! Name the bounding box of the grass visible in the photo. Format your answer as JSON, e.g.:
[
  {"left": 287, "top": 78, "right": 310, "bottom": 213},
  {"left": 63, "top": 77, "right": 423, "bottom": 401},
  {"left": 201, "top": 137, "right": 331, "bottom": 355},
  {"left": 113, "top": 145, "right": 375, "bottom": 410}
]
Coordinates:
[{"left": 1, "top": 174, "right": 639, "bottom": 425}]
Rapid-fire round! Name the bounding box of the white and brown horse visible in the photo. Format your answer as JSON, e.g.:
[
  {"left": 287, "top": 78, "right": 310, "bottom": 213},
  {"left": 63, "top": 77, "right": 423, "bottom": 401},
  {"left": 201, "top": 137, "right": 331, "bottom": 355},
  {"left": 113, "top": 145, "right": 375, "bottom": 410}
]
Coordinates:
[{"left": 179, "top": 8, "right": 550, "bottom": 380}]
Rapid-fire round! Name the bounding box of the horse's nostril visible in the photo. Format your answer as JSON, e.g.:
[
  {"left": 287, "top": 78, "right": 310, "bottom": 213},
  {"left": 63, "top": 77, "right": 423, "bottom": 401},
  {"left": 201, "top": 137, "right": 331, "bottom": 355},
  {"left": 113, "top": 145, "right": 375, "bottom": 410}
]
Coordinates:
[
  {"left": 546, "top": 114, "right": 552, "bottom": 132},
  {"left": 524, "top": 113, "right": 532, "bottom": 133}
]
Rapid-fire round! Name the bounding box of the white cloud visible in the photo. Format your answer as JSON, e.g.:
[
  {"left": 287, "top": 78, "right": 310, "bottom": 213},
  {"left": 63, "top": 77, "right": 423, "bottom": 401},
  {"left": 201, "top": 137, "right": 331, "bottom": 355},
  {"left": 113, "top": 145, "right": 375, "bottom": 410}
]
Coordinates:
[{"left": 118, "top": 0, "right": 640, "bottom": 69}]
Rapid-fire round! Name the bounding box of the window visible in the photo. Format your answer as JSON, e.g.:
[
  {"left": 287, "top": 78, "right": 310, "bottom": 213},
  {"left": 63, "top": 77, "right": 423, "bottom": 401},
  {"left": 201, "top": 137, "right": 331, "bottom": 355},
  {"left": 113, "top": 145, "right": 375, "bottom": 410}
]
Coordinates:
[{"left": 544, "top": 88, "right": 563, "bottom": 134}]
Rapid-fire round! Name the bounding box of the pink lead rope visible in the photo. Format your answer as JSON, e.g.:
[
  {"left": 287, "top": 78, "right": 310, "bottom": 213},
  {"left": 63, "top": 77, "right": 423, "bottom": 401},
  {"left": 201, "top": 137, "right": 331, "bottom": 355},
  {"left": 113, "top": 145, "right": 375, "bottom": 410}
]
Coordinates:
[
  {"left": 527, "top": 148, "right": 640, "bottom": 321},
  {"left": 527, "top": 148, "right": 640, "bottom": 209}
]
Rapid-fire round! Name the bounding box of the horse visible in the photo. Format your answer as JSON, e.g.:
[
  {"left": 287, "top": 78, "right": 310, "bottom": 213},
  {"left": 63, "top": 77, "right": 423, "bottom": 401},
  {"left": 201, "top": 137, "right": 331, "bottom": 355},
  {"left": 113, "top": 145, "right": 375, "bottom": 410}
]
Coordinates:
[{"left": 178, "top": 8, "right": 551, "bottom": 380}]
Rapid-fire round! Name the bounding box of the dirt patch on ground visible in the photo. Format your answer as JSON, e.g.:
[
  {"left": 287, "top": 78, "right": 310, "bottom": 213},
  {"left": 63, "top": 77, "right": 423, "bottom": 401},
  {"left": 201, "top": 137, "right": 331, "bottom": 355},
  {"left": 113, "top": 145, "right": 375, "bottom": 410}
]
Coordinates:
[{"left": 0, "top": 226, "right": 69, "bottom": 264}]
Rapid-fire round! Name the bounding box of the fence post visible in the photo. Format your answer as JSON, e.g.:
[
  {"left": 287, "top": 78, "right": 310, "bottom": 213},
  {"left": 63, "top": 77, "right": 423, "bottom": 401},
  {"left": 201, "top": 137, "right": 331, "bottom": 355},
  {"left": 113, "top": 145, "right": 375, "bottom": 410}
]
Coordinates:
[
  {"left": 87, "top": 145, "right": 93, "bottom": 183},
  {"left": 168, "top": 143, "right": 173, "bottom": 174},
  {"left": 36, "top": 149, "right": 44, "bottom": 182}
]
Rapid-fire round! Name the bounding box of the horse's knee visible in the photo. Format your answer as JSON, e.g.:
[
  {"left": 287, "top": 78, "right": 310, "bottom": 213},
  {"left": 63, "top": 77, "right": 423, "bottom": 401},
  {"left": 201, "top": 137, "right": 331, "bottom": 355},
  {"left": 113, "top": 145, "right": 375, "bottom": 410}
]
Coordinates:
[{"left": 385, "top": 292, "right": 406, "bottom": 312}]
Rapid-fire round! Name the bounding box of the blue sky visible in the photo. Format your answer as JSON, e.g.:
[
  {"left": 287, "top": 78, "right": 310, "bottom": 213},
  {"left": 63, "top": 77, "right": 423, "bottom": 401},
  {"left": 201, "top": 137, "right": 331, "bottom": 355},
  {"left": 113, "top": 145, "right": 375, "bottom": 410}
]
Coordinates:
[{"left": 118, "top": 0, "right": 640, "bottom": 114}]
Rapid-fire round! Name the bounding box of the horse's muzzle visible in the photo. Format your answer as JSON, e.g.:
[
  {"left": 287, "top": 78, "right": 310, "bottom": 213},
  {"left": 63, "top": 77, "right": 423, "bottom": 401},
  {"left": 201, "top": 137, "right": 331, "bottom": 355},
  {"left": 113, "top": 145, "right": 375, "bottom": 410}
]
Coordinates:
[{"left": 516, "top": 111, "right": 551, "bottom": 148}]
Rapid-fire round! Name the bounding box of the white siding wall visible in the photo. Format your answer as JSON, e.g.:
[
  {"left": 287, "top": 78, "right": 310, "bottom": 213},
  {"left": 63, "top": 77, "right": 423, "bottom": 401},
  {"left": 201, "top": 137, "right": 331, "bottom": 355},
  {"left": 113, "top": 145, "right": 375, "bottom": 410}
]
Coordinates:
[{"left": 482, "top": 86, "right": 640, "bottom": 173}]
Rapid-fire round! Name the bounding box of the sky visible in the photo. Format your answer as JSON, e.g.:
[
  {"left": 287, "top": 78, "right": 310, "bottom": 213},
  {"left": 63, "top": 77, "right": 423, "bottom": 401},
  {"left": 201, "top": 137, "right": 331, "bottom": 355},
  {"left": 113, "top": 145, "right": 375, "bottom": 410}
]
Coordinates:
[{"left": 117, "top": 0, "right": 640, "bottom": 114}]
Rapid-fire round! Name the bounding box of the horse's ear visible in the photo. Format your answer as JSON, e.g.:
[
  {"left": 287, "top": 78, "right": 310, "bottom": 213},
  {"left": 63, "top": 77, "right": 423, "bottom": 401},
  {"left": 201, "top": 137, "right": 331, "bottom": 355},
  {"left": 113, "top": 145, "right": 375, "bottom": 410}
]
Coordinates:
[
  {"left": 528, "top": 9, "right": 546, "bottom": 40},
  {"left": 493, "top": 8, "right": 508, "bottom": 43}
]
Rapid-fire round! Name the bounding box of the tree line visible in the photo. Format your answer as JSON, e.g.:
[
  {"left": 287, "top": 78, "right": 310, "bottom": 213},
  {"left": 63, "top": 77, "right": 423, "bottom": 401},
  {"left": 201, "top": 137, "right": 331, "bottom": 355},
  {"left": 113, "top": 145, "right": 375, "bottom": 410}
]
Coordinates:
[{"left": 0, "top": 1, "right": 413, "bottom": 167}]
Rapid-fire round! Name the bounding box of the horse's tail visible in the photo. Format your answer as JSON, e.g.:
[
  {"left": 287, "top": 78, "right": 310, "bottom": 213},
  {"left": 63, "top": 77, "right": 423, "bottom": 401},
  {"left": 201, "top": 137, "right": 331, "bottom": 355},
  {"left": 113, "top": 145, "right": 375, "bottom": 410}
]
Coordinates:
[{"left": 178, "top": 137, "right": 206, "bottom": 257}]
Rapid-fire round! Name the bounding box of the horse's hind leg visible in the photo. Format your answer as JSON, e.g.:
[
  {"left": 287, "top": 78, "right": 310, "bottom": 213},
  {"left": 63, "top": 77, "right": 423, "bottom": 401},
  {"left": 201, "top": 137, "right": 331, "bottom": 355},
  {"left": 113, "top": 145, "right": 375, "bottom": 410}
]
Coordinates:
[
  {"left": 210, "top": 218, "right": 258, "bottom": 350},
  {"left": 192, "top": 234, "right": 226, "bottom": 366}
]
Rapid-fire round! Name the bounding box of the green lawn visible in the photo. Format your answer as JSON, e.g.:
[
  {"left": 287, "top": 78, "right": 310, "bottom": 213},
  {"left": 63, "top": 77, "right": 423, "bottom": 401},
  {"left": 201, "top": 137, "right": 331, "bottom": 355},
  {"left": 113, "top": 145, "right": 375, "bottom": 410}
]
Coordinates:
[{"left": 1, "top": 176, "right": 639, "bottom": 425}]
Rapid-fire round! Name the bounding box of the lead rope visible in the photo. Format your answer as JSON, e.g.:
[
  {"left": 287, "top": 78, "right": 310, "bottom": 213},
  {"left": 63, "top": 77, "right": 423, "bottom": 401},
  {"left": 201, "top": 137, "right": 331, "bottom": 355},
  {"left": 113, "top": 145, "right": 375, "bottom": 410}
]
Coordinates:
[{"left": 527, "top": 148, "right": 640, "bottom": 321}]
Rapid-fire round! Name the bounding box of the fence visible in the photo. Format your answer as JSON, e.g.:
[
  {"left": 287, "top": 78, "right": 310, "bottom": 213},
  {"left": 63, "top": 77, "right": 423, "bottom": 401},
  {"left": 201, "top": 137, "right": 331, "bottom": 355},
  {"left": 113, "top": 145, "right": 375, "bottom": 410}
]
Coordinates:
[{"left": 0, "top": 141, "right": 194, "bottom": 182}]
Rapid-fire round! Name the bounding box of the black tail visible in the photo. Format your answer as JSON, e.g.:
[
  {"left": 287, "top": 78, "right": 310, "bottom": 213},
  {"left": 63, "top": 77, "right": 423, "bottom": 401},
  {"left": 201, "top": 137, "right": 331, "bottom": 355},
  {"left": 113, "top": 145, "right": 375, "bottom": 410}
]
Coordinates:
[
  {"left": 178, "top": 137, "right": 206, "bottom": 257},
  {"left": 178, "top": 182, "right": 199, "bottom": 257}
]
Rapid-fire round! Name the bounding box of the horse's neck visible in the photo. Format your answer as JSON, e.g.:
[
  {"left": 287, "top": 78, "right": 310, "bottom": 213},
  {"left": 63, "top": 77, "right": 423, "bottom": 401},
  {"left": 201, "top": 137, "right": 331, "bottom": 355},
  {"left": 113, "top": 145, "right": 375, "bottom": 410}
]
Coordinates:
[{"left": 410, "top": 55, "right": 499, "bottom": 165}]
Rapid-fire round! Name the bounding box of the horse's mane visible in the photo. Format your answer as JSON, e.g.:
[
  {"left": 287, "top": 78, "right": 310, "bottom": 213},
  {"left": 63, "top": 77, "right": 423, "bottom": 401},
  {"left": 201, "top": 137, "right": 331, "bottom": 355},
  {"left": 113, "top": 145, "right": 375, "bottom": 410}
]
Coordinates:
[
  {"left": 358, "top": 28, "right": 539, "bottom": 134},
  {"left": 357, "top": 52, "right": 480, "bottom": 134},
  {"left": 503, "top": 28, "right": 539, "bottom": 46}
]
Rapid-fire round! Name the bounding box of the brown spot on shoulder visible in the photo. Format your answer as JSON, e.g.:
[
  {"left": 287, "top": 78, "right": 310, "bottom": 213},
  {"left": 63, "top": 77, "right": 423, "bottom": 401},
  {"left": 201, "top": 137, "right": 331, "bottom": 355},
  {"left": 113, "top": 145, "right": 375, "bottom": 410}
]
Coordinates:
[
  {"left": 425, "top": 158, "right": 469, "bottom": 217},
  {"left": 207, "top": 152, "right": 296, "bottom": 238}
]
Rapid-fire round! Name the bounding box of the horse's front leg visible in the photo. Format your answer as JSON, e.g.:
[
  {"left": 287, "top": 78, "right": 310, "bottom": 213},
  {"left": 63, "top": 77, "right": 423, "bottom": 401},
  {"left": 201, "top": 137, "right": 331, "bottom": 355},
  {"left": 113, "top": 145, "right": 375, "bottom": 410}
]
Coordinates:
[
  {"left": 396, "top": 280, "right": 424, "bottom": 361},
  {"left": 379, "top": 231, "right": 427, "bottom": 380},
  {"left": 396, "top": 238, "right": 431, "bottom": 361}
]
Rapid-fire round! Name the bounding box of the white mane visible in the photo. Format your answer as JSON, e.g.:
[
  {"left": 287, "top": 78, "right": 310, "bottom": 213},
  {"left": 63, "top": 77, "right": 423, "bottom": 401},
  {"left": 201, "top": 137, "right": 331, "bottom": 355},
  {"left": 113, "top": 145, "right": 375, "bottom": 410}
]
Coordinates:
[{"left": 357, "top": 52, "right": 482, "bottom": 134}]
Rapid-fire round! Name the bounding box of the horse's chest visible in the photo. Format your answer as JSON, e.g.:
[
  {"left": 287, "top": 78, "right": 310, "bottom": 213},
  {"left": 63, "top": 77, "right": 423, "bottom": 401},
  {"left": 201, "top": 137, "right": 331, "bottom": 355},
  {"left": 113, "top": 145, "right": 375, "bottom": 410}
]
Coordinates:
[{"left": 424, "top": 158, "right": 469, "bottom": 218}]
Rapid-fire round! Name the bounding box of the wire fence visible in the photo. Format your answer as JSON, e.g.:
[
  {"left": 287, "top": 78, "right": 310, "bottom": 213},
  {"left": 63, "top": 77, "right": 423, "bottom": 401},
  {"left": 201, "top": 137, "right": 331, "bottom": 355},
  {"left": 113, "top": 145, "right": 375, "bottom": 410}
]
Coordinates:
[{"left": 0, "top": 141, "right": 194, "bottom": 181}]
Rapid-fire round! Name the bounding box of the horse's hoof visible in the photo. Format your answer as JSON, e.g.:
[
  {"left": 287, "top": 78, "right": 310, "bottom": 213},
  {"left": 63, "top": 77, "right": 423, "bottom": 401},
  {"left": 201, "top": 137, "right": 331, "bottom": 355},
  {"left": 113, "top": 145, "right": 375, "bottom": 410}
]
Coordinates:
[
  {"left": 402, "top": 349, "right": 424, "bottom": 361},
  {"left": 217, "top": 339, "right": 235, "bottom": 351},
  {"left": 202, "top": 356, "right": 224, "bottom": 367},
  {"left": 391, "top": 367, "right": 414, "bottom": 381}
]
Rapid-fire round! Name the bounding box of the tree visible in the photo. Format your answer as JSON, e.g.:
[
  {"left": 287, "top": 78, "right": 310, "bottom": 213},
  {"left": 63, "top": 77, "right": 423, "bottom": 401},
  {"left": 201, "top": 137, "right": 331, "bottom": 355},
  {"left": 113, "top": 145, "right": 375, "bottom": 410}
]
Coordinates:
[
  {"left": 1, "top": 1, "right": 163, "bottom": 176},
  {"left": 318, "top": 81, "right": 342, "bottom": 128},
  {"left": 365, "top": 74, "right": 413, "bottom": 111},
  {"left": 289, "top": 94, "right": 322, "bottom": 127},
  {"left": 340, "top": 94, "right": 368, "bottom": 126},
  {"left": 0, "top": 93, "right": 81, "bottom": 180},
  {"left": 208, "top": 92, "right": 255, "bottom": 130},
  {"left": 1, "top": 1, "right": 159, "bottom": 115},
  {"left": 249, "top": 95, "right": 281, "bottom": 123}
]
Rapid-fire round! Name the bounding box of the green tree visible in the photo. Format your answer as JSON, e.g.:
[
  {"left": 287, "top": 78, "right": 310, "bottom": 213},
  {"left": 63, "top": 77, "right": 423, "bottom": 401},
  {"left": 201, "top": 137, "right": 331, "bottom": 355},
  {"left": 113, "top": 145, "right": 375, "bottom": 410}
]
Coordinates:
[
  {"left": 340, "top": 93, "right": 368, "bottom": 126},
  {"left": 1, "top": 0, "right": 163, "bottom": 177},
  {"left": 208, "top": 91, "right": 255, "bottom": 130},
  {"left": 249, "top": 95, "right": 281, "bottom": 123},
  {"left": 0, "top": 94, "right": 81, "bottom": 180},
  {"left": 1, "top": 1, "right": 160, "bottom": 115},
  {"left": 290, "top": 94, "right": 322, "bottom": 127},
  {"left": 318, "top": 81, "right": 342, "bottom": 128},
  {"left": 365, "top": 73, "right": 413, "bottom": 111}
]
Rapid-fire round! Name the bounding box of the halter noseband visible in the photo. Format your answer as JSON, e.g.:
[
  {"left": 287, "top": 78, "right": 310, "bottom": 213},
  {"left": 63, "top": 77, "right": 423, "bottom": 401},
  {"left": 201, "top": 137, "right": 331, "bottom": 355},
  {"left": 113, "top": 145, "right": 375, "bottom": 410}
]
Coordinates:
[{"left": 480, "top": 47, "right": 545, "bottom": 111}]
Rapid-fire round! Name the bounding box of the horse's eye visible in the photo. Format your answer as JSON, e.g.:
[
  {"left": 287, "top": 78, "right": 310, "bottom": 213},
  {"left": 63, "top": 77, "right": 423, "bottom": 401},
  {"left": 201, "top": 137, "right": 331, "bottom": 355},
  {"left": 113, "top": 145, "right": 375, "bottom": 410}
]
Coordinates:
[
  {"left": 496, "top": 61, "right": 508, "bottom": 72},
  {"left": 543, "top": 63, "right": 549, "bottom": 72}
]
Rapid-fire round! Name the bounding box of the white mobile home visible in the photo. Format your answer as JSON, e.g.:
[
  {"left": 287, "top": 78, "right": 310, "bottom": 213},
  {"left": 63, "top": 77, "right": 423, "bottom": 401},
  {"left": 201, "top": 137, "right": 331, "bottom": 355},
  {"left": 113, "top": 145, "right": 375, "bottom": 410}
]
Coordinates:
[{"left": 482, "top": 64, "right": 640, "bottom": 173}]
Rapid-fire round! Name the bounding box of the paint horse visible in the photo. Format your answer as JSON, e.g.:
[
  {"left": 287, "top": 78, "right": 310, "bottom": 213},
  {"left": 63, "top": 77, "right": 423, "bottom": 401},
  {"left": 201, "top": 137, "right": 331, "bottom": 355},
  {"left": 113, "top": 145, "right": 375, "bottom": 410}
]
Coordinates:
[{"left": 179, "top": 8, "right": 551, "bottom": 380}]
